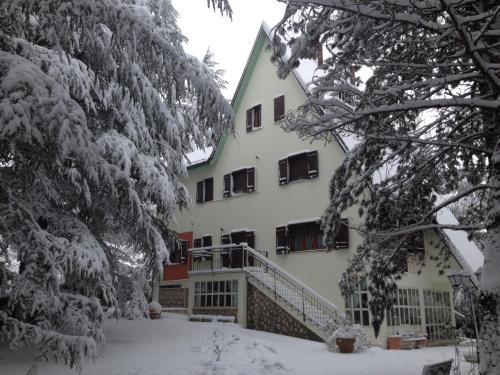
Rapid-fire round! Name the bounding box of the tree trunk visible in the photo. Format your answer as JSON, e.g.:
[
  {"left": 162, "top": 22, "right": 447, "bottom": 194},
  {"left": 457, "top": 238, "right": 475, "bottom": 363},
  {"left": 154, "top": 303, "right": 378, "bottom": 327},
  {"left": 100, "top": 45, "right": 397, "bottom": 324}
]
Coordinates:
[
  {"left": 479, "top": 139, "right": 500, "bottom": 374},
  {"left": 479, "top": 229, "right": 500, "bottom": 374}
]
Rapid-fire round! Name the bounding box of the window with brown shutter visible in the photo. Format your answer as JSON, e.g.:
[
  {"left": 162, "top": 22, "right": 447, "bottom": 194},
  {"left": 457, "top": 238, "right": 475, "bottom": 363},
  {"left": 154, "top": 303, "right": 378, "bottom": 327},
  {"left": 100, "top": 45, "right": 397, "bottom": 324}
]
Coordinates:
[
  {"left": 232, "top": 169, "right": 246, "bottom": 194},
  {"left": 307, "top": 151, "right": 318, "bottom": 178},
  {"left": 289, "top": 153, "right": 308, "bottom": 182},
  {"left": 276, "top": 226, "right": 289, "bottom": 254},
  {"left": 274, "top": 95, "right": 285, "bottom": 122},
  {"left": 224, "top": 168, "right": 256, "bottom": 196},
  {"left": 180, "top": 240, "right": 188, "bottom": 260},
  {"left": 196, "top": 178, "right": 214, "bottom": 203},
  {"left": 196, "top": 181, "right": 204, "bottom": 203},
  {"left": 246, "top": 109, "right": 253, "bottom": 132},
  {"left": 278, "top": 159, "right": 288, "bottom": 185},
  {"left": 253, "top": 105, "right": 261, "bottom": 128},
  {"left": 204, "top": 177, "right": 213, "bottom": 201},
  {"left": 288, "top": 220, "right": 324, "bottom": 252},
  {"left": 334, "top": 218, "right": 349, "bottom": 249},
  {"left": 245, "top": 231, "right": 255, "bottom": 249},
  {"left": 246, "top": 105, "right": 262, "bottom": 132},
  {"left": 193, "top": 238, "right": 202, "bottom": 248},
  {"left": 202, "top": 235, "right": 212, "bottom": 247},
  {"left": 279, "top": 151, "right": 319, "bottom": 185},
  {"left": 246, "top": 168, "right": 255, "bottom": 192},
  {"left": 223, "top": 174, "right": 231, "bottom": 198},
  {"left": 221, "top": 234, "right": 231, "bottom": 245}
]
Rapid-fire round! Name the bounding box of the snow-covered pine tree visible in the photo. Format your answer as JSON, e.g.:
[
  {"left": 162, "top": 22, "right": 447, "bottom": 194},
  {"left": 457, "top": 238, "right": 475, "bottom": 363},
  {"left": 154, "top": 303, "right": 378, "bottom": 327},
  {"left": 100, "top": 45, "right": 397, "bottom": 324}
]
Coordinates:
[
  {"left": 0, "top": 0, "right": 233, "bottom": 371},
  {"left": 272, "top": 1, "right": 500, "bottom": 373},
  {"left": 123, "top": 266, "right": 150, "bottom": 320}
]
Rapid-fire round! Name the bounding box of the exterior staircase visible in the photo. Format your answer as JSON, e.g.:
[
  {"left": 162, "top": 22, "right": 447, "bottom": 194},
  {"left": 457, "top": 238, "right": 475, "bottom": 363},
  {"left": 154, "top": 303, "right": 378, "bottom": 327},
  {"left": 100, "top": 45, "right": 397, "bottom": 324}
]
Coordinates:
[{"left": 189, "top": 245, "right": 340, "bottom": 341}]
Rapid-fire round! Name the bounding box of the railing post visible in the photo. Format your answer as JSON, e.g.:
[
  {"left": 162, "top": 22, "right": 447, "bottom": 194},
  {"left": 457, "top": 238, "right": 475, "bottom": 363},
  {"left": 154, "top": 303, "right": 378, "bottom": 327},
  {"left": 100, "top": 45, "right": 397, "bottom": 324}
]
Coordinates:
[
  {"left": 273, "top": 268, "right": 277, "bottom": 300},
  {"left": 302, "top": 288, "right": 306, "bottom": 322}
]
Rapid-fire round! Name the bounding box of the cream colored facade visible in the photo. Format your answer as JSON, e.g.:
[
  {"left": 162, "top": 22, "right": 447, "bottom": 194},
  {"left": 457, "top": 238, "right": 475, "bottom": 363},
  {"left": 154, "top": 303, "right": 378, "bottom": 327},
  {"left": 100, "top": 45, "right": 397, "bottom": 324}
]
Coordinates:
[{"left": 168, "top": 25, "right": 464, "bottom": 346}]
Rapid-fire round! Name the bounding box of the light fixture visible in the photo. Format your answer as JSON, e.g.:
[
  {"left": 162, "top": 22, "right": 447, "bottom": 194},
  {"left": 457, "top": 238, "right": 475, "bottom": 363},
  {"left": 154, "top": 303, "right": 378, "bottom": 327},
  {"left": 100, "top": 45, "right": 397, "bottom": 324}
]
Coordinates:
[{"left": 447, "top": 270, "right": 464, "bottom": 289}]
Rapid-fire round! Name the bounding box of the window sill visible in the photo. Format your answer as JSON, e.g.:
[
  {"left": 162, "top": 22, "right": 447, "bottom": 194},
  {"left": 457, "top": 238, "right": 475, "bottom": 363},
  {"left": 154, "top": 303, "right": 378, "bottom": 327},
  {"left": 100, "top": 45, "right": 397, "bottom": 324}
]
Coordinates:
[
  {"left": 289, "top": 248, "right": 327, "bottom": 253},
  {"left": 280, "top": 177, "right": 318, "bottom": 186},
  {"left": 223, "top": 190, "right": 257, "bottom": 199}
]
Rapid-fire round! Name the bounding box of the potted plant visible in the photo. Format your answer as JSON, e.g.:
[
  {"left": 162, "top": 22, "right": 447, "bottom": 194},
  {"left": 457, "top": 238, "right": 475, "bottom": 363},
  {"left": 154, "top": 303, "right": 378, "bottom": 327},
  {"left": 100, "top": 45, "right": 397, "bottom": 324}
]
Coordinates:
[
  {"left": 387, "top": 335, "right": 402, "bottom": 350},
  {"left": 148, "top": 301, "right": 162, "bottom": 319},
  {"left": 326, "top": 314, "right": 367, "bottom": 354}
]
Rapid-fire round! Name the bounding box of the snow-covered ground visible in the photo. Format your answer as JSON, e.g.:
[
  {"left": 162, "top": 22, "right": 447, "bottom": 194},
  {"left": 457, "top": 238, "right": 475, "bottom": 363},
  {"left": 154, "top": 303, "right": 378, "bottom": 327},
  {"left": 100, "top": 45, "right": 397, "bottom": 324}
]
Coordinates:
[{"left": 0, "top": 314, "right": 474, "bottom": 375}]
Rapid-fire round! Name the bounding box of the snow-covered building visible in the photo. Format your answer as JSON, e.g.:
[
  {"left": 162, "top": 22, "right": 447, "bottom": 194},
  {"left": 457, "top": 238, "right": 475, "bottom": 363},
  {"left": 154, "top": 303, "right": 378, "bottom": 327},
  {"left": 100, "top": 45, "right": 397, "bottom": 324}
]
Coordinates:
[{"left": 155, "top": 23, "right": 483, "bottom": 347}]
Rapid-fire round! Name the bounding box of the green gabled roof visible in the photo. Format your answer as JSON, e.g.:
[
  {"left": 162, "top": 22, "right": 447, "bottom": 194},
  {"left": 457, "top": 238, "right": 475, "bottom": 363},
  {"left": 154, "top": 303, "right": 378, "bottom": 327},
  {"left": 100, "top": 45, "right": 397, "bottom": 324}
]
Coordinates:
[{"left": 187, "top": 24, "right": 269, "bottom": 170}]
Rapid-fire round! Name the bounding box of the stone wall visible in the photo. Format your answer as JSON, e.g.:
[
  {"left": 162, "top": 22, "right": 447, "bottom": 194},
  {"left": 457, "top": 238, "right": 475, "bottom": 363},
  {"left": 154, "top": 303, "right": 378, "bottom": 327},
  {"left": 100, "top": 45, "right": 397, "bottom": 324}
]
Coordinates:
[
  {"left": 247, "top": 283, "right": 323, "bottom": 342},
  {"left": 192, "top": 308, "right": 238, "bottom": 322},
  {"left": 159, "top": 287, "right": 188, "bottom": 308}
]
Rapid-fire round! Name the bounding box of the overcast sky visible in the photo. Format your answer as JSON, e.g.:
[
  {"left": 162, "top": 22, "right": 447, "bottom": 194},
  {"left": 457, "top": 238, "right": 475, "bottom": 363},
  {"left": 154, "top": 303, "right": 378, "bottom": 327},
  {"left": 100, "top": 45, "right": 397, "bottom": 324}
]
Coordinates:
[{"left": 171, "top": 0, "right": 286, "bottom": 98}]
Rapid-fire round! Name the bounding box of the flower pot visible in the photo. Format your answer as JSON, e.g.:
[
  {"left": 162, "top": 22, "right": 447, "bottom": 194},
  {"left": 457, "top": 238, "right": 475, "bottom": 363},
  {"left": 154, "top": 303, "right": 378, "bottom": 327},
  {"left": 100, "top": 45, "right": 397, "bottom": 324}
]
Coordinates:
[
  {"left": 387, "top": 335, "right": 402, "bottom": 350},
  {"left": 149, "top": 310, "right": 161, "bottom": 320},
  {"left": 336, "top": 337, "right": 355, "bottom": 353}
]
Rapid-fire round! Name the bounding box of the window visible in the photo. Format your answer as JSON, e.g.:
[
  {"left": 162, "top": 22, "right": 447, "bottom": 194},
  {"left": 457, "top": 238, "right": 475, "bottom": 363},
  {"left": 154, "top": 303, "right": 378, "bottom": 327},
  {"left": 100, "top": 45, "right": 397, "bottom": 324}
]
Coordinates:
[
  {"left": 403, "top": 232, "right": 425, "bottom": 273},
  {"left": 194, "top": 237, "right": 213, "bottom": 248},
  {"left": 274, "top": 95, "right": 285, "bottom": 122},
  {"left": 202, "top": 235, "right": 212, "bottom": 247},
  {"left": 223, "top": 168, "right": 255, "bottom": 197},
  {"left": 169, "top": 239, "right": 188, "bottom": 263},
  {"left": 279, "top": 151, "right": 318, "bottom": 184},
  {"left": 246, "top": 105, "right": 261, "bottom": 132},
  {"left": 275, "top": 218, "right": 348, "bottom": 254},
  {"left": 387, "top": 288, "right": 421, "bottom": 326},
  {"left": 220, "top": 231, "right": 255, "bottom": 268},
  {"left": 345, "top": 278, "right": 370, "bottom": 326},
  {"left": 193, "top": 238, "right": 202, "bottom": 248},
  {"left": 424, "top": 290, "right": 453, "bottom": 341},
  {"left": 194, "top": 280, "right": 238, "bottom": 308},
  {"left": 196, "top": 177, "right": 213, "bottom": 203}
]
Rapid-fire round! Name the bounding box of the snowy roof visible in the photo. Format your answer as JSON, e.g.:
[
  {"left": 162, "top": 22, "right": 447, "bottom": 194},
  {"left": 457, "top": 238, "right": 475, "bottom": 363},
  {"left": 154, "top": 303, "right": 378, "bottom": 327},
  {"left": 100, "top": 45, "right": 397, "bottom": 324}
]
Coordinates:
[
  {"left": 436, "top": 207, "right": 484, "bottom": 275},
  {"left": 186, "top": 147, "right": 213, "bottom": 166}
]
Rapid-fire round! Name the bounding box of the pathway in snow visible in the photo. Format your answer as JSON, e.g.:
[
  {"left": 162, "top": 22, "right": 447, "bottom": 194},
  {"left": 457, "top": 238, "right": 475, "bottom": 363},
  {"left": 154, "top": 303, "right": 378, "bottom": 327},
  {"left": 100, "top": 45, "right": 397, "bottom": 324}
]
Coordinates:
[{"left": 0, "top": 314, "right": 470, "bottom": 375}]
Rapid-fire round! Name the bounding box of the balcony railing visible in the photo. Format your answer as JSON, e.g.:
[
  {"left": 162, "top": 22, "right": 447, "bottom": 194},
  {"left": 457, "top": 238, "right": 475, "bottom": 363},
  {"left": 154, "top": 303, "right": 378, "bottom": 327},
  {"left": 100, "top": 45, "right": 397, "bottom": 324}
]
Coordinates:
[
  {"left": 188, "top": 244, "right": 268, "bottom": 273},
  {"left": 188, "top": 244, "right": 339, "bottom": 331}
]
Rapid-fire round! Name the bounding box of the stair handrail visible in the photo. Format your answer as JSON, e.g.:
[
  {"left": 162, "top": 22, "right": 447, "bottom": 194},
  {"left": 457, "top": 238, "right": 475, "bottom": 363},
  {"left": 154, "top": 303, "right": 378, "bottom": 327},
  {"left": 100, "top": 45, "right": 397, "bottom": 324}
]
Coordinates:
[{"left": 244, "top": 246, "right": 339, "bottom": 319}]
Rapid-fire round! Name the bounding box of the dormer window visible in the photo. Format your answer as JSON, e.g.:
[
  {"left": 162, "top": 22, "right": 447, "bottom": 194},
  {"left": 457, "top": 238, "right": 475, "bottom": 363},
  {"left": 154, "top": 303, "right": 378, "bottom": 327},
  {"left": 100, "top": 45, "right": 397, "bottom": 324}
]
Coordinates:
[{"left": 246, "top": 105, "right": 261, "bottom": 132}]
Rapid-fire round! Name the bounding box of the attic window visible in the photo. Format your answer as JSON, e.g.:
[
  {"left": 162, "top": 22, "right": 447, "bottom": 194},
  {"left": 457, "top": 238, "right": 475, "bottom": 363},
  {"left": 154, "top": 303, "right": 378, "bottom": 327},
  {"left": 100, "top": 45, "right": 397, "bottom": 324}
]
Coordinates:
[
  {"left": 223, "top": 168, "right": 255, "bottom": 197},
  {"left": 246, "top": 105, "right": 261, "bottom": 132},
  {"left": 279, "top": 151, "right": 318, "bottom": 185},
  {"left": 274, "top": 95, "right": 285, "bottom": 122}
]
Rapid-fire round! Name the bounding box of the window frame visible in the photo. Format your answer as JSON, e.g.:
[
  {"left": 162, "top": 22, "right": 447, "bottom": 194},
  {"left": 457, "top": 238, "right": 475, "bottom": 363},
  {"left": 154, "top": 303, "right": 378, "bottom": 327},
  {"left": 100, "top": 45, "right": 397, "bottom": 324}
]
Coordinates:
[
  {"left": 387, "top": 288, "right": 421, "bottom": 326},
  {"left": 194, "top": 280, "right": 238, "bottom": 308},
  {"left": 275, "top": 218, "right": 349, "bottom": 254},
  {"left": 223, "top": 167, "right": 256, "bottom": 198},
  {"left": 279, "top": 151, "right": 319, "bottom": 185},
  {"left": 345, "top": 278, "right": 370, "bottom": 326},
  {"left": 196, "top": 177, "right": 214, "bottom": 203},
  {"left": 246, "top": 104, "right": 262, "bottom": 132},
  {"left": 274, "top": 95, "right": 285, "bottom": 122}
]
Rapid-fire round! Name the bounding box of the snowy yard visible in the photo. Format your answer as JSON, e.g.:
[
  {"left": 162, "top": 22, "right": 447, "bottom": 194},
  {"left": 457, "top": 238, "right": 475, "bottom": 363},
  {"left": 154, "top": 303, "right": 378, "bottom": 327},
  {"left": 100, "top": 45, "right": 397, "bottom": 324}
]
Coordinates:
[{"left": 0, "top": 313, "right": 473, "bottom": 375}]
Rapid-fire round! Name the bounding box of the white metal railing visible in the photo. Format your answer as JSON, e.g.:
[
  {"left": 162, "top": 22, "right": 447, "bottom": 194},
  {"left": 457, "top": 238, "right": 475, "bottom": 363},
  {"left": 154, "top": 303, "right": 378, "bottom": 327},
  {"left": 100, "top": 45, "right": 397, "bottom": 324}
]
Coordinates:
[{"left": 188, "top": 244, "right": 339, "bottom": 330}]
